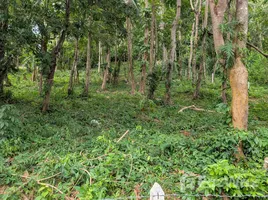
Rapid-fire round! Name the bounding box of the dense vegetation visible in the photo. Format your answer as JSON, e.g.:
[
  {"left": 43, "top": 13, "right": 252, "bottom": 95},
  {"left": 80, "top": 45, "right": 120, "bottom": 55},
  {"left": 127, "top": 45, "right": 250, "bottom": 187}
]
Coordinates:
[{"left": 0, "top": 0, "right": 268, "bottom": 199}]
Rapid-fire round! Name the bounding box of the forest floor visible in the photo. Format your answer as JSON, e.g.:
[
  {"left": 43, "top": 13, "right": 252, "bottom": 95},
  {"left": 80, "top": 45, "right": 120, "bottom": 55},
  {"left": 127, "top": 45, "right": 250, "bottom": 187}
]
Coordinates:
[{"left": 1, "top": 69, "right": 268, "bottom": 199}]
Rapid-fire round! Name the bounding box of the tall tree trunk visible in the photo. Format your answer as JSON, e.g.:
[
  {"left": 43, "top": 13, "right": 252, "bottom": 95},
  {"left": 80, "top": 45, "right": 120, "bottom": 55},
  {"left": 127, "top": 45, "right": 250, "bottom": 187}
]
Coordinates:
[
  {"left": 187, "top": 23, "right": 195, "bottom": 80},
  {"left": 127, "top": 16, "right": 136, "bottom": 95},
  {"left": 139, "top": 0, "right": 149, "bottom": 94},
  {"left": 193, "top": 0, "right": 209, "bottom": 99},
  {"left": 98, "top": 41, "right": 102, "bottom": 73},
  {"left": 68, "top": 37, "right": 79, "bottom": 95},
  {"left": 101, "top": 48, "right": 110, "bottom": 90},
  {"left": 84, "top": 32, "right": 91, "bottom": 96},
  {"left": 0, "top": 0, "right": 8, "bottom": 95},
  {"left": 42, "top": 0, "right": 70, "bottom": 112},
  {"left": 209, "top": 0, "right": 228, "bottom": 103},
  {"left": 39, "top": 37, "right": 48, "bottom": 95},
  {"left": 32, "top": 66, "right": 37, "bottom": 82},
  {"left": 191, "top": 0, "right": 202, "bottom": 84},
  {"left": 165, "top": 0, "right": 181, "bottom": 104},
  {"left": 113, "top": 43, "right": 120, "bottom": 85},
  {"left": 230, "top": 0, "right": 248, "bottom": 130},
  {"left": 149, "top": 0, "right": 156, "bottom": 73}
]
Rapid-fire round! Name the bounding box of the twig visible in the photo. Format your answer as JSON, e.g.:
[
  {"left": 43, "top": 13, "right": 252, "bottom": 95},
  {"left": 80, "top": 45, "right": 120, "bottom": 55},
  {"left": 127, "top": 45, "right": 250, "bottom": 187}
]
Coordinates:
[
  {"left": 116, "top": 130, "right": 130, "bottom": 143},
  {"left": 88, "top": 154, "right": 109, "bottom": 161},
  {"left": 178, "top": 105, "right": 196, "bottom": 113},
  {"left": 37, "top": 172, "right": 61, "bottom": 182},
  {"left": 178, "top": 105, "right": 220, "bottom": 113},
  {"left": 80, "top": 168, "right": 92, "bottom": 185},
  {"left": 247, "top": 42, "right": 268, "bottom": 58},
  {"left": 37, "top": 181, "right": 64, "bottom": 195}
]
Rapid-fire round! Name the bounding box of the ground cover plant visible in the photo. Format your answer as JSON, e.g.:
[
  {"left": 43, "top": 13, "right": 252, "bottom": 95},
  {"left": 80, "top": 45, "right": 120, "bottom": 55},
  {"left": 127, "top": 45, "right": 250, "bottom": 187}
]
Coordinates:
[
  {"left": 0, "top": 69, "right": 268, "bottom": 199},
  {"left": 1, "top": 0, "right": 268, "bottom": 199}
]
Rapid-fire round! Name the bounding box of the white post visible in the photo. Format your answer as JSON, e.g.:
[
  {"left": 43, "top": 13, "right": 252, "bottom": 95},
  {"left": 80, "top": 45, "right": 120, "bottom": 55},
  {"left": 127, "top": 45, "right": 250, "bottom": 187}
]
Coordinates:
[{"left": 150, "top": 182, "right": 165, "bottom": 200}]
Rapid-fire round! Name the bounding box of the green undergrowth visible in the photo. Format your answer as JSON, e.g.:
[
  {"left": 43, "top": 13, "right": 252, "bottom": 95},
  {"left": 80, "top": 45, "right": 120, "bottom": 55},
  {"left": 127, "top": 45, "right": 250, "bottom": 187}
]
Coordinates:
[{"left": 0, "top": 69, "right": 268, "bottom": 199}]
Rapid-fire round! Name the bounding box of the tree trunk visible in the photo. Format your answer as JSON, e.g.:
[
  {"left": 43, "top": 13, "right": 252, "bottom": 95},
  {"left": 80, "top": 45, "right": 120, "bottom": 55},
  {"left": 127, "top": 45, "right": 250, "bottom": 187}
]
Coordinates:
[
  {"left": 39, "top": 37, "right": 48, "bottom": 95},
  {"left": 68, "top": 38, "right": 79, "bottom": 95},
  {"left": 98, "top": 41, "right": 102, "bottom": 73},
  {"left": 101, "top": 48, "right": 110, "bottom": 90},
  {"left": 149, "top": 0, "right": 156, "bottom": 73},
  {"left": 165, "top": 0, "right": 181, "bottom": 104},
  {"left": 42, "top": 0, "right": 70, "bottom": 112},
  {"left": 187, "top": 23, "right": 195, "bottom": 80},
  {"left": 0, "top": 0, "right": 8, "bottom": 95},
  {"left": 230, "top": 0, "right": 248, "bottom": 130},
  {"left": 113, "top": 44, "right": 121, "bottom": 85},
  {"left": 32, "top": 66, "right": 37, "bottom": 82},
  {"left": 127, "top": 16, "right": 136, "bottom": 95},
  {"left": 139, "top": 0, "right": 149, "bottom": 94},
  {"left": 209, "top": 0, "right": 228, "bottom": 102},
  {"left": 192, "top": 0, "right": 202, "bottom": 84},
  {"left": 193, "top": 0, "right": 209, "bottom": 99},
  {"left": 84, "top": 32, "right": 91, "bottom": 96}
]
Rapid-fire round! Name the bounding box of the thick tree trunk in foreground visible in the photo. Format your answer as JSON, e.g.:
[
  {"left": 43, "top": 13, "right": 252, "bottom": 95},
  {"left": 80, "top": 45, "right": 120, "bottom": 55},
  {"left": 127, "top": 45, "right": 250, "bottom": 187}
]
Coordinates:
[
  {"left": 139, "top": 0, "right": 149, "bottom": 95},
  {"left": 164, "top": 0, "right": 181, "bottom": 104},
  {"left": 42, "top": 0, "right": 70, "bottom": 112},
  {"left": 101, "top": 48, "right": 110, "bottom": 90},
  {"left": 84, "top": 32, "right": 91, "bottom": 96},
  {"left": 68, "top": 38, "right": 79, "bottom": 95},
  {"left": 230, "top": 0, "right": 248, "bottom": 130},
  {"left": 127, "top": 16, "right": 136, "bottom": 95}
]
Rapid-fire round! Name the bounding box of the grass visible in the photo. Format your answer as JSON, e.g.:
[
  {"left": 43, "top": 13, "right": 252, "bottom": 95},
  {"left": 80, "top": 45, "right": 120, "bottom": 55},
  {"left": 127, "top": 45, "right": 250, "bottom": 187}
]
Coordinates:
[{"left": 0, "top": 68, "right": 268, "bottom": 199}]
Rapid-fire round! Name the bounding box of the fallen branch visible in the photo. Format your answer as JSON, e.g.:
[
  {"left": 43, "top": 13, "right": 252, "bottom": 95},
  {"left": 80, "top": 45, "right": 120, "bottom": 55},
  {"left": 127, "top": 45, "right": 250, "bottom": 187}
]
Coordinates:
[
  {"left": 37, "top": 181, "right": 64, "bottom": 195},
  {"left": 117, "top": 130, "right": 130, "bottom": 143},
  {"left": 178, "top": 105, "right": 219, "bottom": 113},
  {"left": 37, "top": 172, "right": 61, "bottom": 182},
  {"left": 80, "top": 168, "right": 92, "bottom": 185}
]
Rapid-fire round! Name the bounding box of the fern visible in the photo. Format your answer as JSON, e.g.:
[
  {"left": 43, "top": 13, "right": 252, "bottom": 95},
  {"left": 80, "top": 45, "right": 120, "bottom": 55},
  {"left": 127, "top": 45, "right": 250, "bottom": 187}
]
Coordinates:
[{"left": 219, "top": 42, "right": 235, "bottom": 68}]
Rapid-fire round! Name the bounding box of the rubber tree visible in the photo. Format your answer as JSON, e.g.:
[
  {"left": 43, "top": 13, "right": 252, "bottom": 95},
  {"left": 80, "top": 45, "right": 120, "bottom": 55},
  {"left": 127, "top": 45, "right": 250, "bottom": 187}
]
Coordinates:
[
  {"left": 0, "top": 0, "right": 9, "bottom": 95},
  {"left": 139, "top": 0, "right": 150, "bottom": 94},
  {"left": 42, "top": 0, "right": 71, "bottom": 112},
  {"left": 209, "top": 0, "right": 228, "bottom": 103},
  {"left": 126, "top": 0, "right": 136, "bottom": 95},
  {"left": 164, "top": 0, "right": 181, "bottom": 104},
  {"left": 230, "top": 0, "right": 248, "bottom": 130},
  {"left": 193, "top": 0, "right": 209, "bottom": 99}
]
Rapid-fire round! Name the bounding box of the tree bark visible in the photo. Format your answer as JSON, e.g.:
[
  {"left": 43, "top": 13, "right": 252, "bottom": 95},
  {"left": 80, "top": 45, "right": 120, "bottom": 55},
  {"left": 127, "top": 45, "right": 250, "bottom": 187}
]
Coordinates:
[
  {"left": 42, "top": 0, "right": 70, "bottom": 112},
  {"left": 101, "top": 48, "right": 110, "bottom": 90},
  {"left": 0, "top": 0, "right": 8, "bottom": 95},
  {"left": 165, "top": 0, "right": 181, "bottom": 104},
  {"left": 139, "top": 0, "right": 149, "bottom": 94},
  {"left": 127, "top": 16, "right": 136, "bottom": 95},
  {"left": 209, "top": 0, "right": 228, "bottom": 103},
  {"left": 193, "top": 0, "right": 209, "bottom": 99},
  {"left": 188, "top": 23, "right": 195, "bottom": 80},
  {"left": 84, "top": 32, "right": 91, "bottom": 96},
  {"left": 139, "top": 0, "right": 149, "bottom": 95},
  {"left": 68, "top": 38, "right": 79, "bottom": 95},
  {"left": 230, "top": 0, "right": 248, "bottom": 130},
  {"left": 39, "top": 37, "right": 48, "bottom": 95},
  {"left": 149, "top": 0, "right": 156, "bottom": 73},
  {"left": 98, "top": 41, "right": 102, "bottom": 73},
  {"left": 192, "top": 0, "right": 202, "bottom": 84}
]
